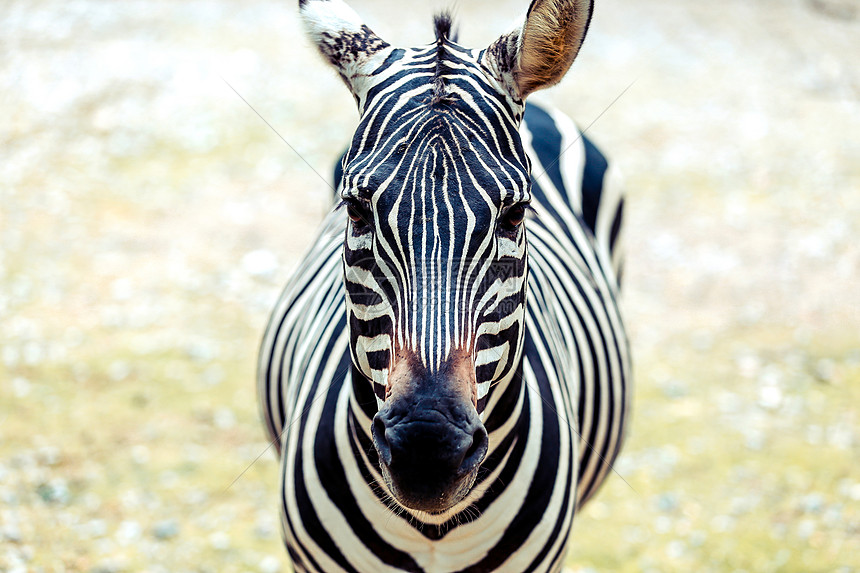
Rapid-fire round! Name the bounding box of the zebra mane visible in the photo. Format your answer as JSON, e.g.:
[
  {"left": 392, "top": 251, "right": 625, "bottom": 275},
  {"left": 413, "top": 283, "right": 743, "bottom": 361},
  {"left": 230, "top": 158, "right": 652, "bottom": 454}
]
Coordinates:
[
  {"left": 431, "top": 11, "right": 457, "bottom": 106},
  {"left": 433, "top": 11, "right": 455, "bottom": 42}
]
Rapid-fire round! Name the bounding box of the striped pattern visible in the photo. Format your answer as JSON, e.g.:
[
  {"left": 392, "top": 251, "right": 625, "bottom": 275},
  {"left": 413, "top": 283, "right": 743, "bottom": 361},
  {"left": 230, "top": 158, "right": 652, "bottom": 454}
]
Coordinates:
[
  {"left": 339, "top": 41, "right": 531, "bottom": 411},
  {"left": 258, "top": 10, "right": 630, "bottom": 573}
]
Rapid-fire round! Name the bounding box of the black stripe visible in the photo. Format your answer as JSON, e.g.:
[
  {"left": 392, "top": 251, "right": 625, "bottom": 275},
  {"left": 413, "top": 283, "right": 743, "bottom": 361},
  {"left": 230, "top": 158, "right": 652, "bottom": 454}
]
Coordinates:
[
  {"left": 371, "top": 48, "right": 406, "bottom": 75},
  {"left": 609, "top": 197, "right": 624, "bottom": 254},
  {"left": 581, "top": 133, "right": 608, "bottom": 238}
]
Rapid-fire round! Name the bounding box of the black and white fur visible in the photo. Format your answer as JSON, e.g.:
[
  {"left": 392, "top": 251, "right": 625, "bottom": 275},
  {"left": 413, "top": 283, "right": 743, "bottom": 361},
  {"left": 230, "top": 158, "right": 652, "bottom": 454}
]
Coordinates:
[{"left": 258, "top": 1, "right": 630, "bottom": 571}]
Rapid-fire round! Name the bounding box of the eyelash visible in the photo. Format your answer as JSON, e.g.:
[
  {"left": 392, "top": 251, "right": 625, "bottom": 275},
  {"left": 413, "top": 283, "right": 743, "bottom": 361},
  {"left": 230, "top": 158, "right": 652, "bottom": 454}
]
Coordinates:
[
  {"left": 500, "top": 202, "right": 528, "bottom": 231},
  {"left": 338, "top": 197, "right": 371, "bottom": 228}
]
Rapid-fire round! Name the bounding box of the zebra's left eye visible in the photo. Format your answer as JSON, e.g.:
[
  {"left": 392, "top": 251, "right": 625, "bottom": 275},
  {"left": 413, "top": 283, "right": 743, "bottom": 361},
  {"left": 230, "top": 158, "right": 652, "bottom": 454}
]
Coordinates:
[
  {"left": 500, "top": 203, "right": 527, "bottom": 231},
  {"left": 343, "top": 198, "right": 372, "bottom": 229}
]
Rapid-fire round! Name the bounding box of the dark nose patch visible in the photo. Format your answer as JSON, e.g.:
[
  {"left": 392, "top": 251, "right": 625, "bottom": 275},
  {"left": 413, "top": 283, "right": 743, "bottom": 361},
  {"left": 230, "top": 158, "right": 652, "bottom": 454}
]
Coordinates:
[{"left": 371, "top": 357, "right": 488, "bottom": 512}]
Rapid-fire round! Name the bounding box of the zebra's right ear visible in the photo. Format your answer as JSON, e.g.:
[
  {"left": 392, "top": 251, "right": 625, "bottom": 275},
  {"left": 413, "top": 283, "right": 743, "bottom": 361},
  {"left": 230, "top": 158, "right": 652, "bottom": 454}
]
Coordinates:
[
  {"left": 299, "top": 0, "right": 392, "bottom": 110},
  {"left": 485, "top": 0, "right": 593, "bottom": 101}
]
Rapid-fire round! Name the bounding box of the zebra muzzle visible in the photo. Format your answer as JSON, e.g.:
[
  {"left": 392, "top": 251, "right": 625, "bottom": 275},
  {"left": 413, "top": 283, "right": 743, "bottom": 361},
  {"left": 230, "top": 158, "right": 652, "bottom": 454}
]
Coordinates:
[{"left": 371, "top": 357, "right": 488, "bottom": 513}]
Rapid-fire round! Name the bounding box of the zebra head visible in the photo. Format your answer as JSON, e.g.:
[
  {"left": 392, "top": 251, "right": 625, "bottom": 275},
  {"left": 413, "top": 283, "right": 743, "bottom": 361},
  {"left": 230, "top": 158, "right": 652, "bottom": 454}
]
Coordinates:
[{"left": 300, "top": 0, "right": 593, "bottom": 513}]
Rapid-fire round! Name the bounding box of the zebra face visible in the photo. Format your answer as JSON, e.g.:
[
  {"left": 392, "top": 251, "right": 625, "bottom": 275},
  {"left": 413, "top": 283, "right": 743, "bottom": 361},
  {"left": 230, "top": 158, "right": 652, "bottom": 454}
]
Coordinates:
[
  {"left": 301, "top": 0, "right": 594, "bottom": 513},
  {"left": 341, "top": 83, "right": 532, "bottom": 409},
  {"left": 341, "top": 91, "right": 531, "bottom": 511},
  {"left": 338, "top": 64, "right": 533, "bottom": 511}
]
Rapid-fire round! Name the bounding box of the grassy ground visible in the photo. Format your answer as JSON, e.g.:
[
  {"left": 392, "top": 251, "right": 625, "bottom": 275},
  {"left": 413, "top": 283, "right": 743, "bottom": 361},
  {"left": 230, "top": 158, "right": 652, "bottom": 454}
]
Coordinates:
[
  {"left": 2, "top": 0, "right": 858, "bottom": 571},
  {"left": 570, "top": 328, "right": 860, "bottom": 572}
]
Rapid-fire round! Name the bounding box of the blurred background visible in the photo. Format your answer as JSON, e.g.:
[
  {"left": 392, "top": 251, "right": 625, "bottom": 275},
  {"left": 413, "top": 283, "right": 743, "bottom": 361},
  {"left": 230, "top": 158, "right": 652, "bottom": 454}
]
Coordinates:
[{"left": 1, "top": 0, "right": 858, "bottom": 571}]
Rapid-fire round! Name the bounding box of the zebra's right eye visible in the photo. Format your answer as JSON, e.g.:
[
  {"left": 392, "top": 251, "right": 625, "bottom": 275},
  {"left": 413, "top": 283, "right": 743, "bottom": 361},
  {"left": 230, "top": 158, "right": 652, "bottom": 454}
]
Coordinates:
[
  {"left": 500, "top": 202, "right": 527, "bottom": 232},
  {"left": 347, "top": 204, "right": 362, "bottom": 223}
]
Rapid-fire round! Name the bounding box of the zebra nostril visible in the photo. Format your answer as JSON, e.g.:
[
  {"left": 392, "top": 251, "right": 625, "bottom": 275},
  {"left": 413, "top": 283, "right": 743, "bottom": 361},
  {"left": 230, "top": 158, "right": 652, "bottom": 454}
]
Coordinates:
[
  {"left": 460, "top": 425, "right": 488, "bottom": 474},
  {"left": 371, "top": 416, "right": 392, "bottom": 466}
]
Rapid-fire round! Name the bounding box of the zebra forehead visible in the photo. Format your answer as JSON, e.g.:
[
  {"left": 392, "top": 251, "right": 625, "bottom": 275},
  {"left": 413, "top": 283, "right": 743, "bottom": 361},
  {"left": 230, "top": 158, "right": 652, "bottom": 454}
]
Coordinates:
[
  {"left": 343, "top": 106, "right": 531, "bottom": 205},
  {"left": 366, "top": 142, "right": 515, "bottom": 199}
]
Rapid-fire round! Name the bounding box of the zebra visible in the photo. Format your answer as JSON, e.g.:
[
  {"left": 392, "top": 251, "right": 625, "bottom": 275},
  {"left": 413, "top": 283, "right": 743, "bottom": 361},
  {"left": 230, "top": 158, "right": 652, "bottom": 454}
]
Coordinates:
[{"left": 257, "top": 0, "right": 631, "bottom": 571}]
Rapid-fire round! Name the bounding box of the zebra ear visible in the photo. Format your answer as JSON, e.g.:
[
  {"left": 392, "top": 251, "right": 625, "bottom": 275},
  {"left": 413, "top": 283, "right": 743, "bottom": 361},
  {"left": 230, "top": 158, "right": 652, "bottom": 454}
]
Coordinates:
[
  {"left": 299, "top": 0, "right": 392, "bottom": 108},
  {"left": 486, "top": 0, "right": 593, "bottom": 100}
]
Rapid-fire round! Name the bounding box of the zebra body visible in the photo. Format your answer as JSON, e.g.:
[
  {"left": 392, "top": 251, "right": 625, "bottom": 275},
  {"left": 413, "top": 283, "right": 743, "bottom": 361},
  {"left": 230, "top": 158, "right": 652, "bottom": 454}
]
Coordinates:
[{"left": 258, "top": 1, "right": 630, "bottom": 571}]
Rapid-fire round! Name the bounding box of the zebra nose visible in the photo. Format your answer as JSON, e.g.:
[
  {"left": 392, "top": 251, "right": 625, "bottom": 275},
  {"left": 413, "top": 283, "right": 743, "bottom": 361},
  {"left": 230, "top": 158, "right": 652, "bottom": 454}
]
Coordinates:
[{"left": 371, "top": 405, "right": 488, "bottom": 490}]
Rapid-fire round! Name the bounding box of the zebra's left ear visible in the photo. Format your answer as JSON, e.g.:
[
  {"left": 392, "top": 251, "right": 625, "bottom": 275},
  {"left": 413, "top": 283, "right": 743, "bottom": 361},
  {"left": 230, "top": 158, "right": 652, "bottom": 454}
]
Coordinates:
[
  {"left": 299, "top": 0, "right": 392, "bottom": 109},
  {"left": 485, "top": 0, "right": 593, "bottom": 100}
]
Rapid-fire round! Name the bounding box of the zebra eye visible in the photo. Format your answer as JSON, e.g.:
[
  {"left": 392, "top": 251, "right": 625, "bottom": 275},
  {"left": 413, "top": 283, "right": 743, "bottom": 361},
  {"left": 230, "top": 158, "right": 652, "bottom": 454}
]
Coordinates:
[
  {"left": 344, "top": 198, "right": 371, "bottom": 228},
  {"left": 347, "top": 204, "right": 363, "bottom": 223},
  {"left": 501, "top": 203, "right": 527, "bottom": 231}
]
